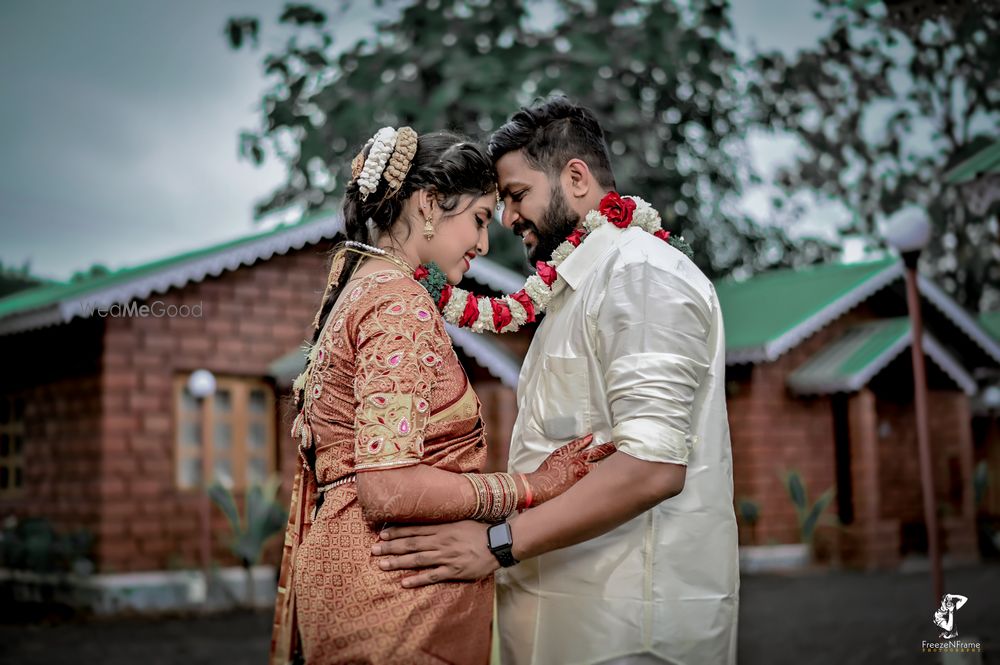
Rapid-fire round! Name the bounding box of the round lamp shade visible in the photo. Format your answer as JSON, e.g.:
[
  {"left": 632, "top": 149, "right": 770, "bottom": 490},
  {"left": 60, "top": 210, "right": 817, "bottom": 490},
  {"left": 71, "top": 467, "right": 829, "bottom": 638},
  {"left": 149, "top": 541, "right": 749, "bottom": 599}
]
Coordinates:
[
  {"left": 187, "top": 369, "right": 217, "bottom": 398},
  {"left": 883, "top": 206, "right": 931, "bottom": 253}
]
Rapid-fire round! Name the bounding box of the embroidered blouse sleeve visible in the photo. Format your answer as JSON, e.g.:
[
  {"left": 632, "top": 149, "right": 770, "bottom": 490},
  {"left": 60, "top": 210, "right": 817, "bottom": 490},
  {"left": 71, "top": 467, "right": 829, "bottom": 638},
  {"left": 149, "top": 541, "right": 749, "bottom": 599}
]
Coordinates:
[{"left": 352, "top": 285, "right": 443, "bottom": 471}]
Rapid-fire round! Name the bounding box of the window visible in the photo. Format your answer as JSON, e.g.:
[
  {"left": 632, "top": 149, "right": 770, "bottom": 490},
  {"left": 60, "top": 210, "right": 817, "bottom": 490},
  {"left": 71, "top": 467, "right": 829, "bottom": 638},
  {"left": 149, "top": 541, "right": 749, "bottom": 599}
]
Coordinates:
[
  {"left": 0, "top": 395, "right": 26, "bottom": 497},
  {"left": 175, "top": 375, "right": 276, "bottom": 491}
]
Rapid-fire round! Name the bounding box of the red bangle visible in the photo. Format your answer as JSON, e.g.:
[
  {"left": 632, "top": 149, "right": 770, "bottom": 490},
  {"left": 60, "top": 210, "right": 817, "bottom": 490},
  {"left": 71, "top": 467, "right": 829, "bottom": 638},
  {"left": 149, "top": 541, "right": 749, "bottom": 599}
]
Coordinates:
[{"left": 519, "top": 473, "right": 533, "bottom": 509}]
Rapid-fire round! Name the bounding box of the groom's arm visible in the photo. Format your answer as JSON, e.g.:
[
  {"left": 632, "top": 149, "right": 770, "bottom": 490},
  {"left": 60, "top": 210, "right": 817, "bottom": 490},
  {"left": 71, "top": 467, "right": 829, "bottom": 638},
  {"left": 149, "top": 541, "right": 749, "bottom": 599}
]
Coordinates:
[
  {"left": 374, "top": 260, "right": 712, "bottom": 583},
  {"left": 509, "top": 451, "right": 685, "bottom": 560}
]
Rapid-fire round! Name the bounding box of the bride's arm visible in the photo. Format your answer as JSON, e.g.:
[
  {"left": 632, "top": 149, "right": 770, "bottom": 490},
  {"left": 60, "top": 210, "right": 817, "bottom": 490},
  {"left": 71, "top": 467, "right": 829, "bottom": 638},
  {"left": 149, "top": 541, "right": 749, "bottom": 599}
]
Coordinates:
[
  {"left": 349, "top": 288, "right": 611, "bottom": 525},
  {"left": 356, "top": 434, "right": 612, "bottom": 525},
  {"left": 356, "top": 464, "right": 502, "bottom": 524}
]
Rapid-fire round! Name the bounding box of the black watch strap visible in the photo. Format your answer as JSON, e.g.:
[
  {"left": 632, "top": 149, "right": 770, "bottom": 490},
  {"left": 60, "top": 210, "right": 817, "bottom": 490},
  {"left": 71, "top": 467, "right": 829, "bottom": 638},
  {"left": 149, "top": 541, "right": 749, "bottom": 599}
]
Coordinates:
[{"left": 486, "top": 522, "right": 519, "bottom": 568}]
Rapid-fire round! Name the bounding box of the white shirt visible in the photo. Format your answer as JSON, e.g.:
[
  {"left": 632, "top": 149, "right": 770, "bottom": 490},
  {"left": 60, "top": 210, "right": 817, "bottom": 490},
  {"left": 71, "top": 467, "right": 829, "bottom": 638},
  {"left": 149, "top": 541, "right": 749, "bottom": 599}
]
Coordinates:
[{"left": 497, "top": 222, "right": 739, "bottom": 665}]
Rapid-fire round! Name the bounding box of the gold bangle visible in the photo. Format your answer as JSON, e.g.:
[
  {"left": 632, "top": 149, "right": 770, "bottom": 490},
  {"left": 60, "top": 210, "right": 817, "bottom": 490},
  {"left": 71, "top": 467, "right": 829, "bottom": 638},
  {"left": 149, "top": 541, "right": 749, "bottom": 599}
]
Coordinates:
[
  {"left": 498, "top": 473, "right": 516, "bottom": 518},
  {"left": 463, "top": 473, "right": 482, "bottom": 520}
]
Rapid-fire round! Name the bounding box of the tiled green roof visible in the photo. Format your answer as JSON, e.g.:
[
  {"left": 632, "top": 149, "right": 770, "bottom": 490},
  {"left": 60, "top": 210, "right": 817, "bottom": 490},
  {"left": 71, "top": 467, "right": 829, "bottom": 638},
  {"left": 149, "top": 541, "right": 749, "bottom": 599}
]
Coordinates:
[
  {"left": 0, "top": 209, "right": 524, "bottom": 338},
  {"left": 0, "top": 213, "right": 343, "bottom": 334},
  {"left": 788, "top": 318, "right": 976, "bottom": 395},
  {"left": 944, "top": 139, "right": 1000, "bottom": 184},
  {"left": 716, "top": 257, "right": 901, "bottom": 362},
  {"left": 787, "top": 318, "right": 910, "bottom": 394}
]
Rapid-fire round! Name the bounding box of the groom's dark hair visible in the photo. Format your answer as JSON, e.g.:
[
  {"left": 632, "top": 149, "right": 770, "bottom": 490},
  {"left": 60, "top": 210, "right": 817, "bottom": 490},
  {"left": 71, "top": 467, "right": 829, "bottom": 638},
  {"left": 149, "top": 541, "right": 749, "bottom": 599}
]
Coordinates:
[{"left": 488, "top": 96, "right": 616, "bottom": 189}]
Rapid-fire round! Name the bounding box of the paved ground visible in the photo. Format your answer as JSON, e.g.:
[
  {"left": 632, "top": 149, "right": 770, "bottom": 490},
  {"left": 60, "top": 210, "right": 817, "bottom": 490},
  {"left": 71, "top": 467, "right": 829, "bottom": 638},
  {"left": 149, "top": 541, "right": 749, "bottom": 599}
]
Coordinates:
[
  {"left": 737, "top": 564, "right": 998, "bottom": 664},
  {"left": 1, "top": 564, "right": 997, "bottom": 664}
]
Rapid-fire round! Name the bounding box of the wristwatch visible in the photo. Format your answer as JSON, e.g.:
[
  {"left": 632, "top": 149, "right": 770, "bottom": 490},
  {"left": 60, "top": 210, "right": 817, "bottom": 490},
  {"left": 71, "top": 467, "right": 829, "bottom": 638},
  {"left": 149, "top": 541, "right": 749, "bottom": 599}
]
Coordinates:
[{"left": 486, "top": 521, "right": 519, "bottom": 568}]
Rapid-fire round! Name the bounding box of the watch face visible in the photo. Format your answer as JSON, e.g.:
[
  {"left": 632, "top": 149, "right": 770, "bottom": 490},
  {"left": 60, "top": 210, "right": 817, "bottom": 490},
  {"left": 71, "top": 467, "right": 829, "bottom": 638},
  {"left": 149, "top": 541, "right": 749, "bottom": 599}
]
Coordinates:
[{"left": 488, "top": 524, "right": 511, "bottom": 549}]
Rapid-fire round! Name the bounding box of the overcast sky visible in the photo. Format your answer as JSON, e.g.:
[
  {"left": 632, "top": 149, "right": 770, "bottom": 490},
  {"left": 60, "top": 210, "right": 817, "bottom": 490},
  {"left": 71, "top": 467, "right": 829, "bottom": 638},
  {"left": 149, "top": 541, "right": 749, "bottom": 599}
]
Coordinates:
[{"left": 0, "top": 0, "right": 830, "bottom": 281}]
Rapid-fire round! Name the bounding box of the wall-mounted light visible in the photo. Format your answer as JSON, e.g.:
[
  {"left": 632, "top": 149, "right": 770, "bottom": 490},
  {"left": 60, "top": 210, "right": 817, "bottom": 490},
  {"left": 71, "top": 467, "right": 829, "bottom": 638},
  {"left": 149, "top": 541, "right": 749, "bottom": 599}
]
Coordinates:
[{"left": 187, "top": 369, "right": 216, "bottom": 399}]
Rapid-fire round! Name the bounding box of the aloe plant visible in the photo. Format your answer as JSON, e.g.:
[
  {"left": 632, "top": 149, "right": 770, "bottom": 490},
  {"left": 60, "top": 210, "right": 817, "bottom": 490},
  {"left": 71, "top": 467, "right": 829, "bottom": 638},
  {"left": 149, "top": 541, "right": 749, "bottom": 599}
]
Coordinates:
[
  {"left": 208, "top": 475, "right": 287, "bottom": 608},
  {"left": 780, "top": 469, "right": 835, "bottom": 546},
  {"left": 736, "top": 498, "right": 760, "bottom": 546}
]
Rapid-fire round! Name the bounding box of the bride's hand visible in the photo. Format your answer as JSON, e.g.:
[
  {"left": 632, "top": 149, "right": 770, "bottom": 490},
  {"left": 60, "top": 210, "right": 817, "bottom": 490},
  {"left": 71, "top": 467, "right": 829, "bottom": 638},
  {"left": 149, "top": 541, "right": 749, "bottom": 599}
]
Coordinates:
[{"left": 523, "top": 434, "right": 616, "bottom": 506}]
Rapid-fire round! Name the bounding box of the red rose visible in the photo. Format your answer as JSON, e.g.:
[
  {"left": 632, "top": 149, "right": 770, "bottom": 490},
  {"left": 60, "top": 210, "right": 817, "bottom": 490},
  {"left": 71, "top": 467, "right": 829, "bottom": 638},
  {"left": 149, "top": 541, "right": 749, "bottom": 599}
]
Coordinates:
[
  {"left": 491, "top": 298, "right": 513, "bottom": 331},
  {"left": 565, "top": 228, "right": 586, "bottom": 247},
  {"left": 413, "top": 265, "right": 429, "bottom": 281},
  {"left": 437, "top": 283, "right": 453, "bottom": 309},
  {"left": 511, "top": 290, "right": 536, "bottom": 323},
  {"left": 535, "top": 261, "right": 558, "bottom": 287},
  {"left": 459, "top": 292, "right": 480, "bottom": 328},
  {"left": 599, "top": 191, "right": 636, "bottom": 228},
  {"left": 653, "top": 229, "right": 671, "bottom": 242}
]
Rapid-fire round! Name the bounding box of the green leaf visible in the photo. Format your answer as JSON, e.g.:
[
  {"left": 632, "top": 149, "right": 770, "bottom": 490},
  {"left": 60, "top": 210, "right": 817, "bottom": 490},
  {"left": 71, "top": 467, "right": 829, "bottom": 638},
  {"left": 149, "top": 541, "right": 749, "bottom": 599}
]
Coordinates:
[
  {"left": 208, "top": 482, "right": 241, "bottom": 534},
  {"left": 800, "top": 488, "right": 835, "bottom": 543},
  {"left": 783, "top": 470, "right": 808, "bottom": 513}
]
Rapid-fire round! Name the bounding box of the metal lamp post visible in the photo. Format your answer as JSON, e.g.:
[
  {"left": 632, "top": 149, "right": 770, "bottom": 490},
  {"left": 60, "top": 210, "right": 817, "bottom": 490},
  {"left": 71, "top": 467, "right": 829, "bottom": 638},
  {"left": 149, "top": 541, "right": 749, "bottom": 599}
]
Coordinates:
[
  {"left": 187, "top": 369, "right": 217, "bottom": 603},
  {"left": 884, "top": 207, "right": 943, "bottom": 605}
]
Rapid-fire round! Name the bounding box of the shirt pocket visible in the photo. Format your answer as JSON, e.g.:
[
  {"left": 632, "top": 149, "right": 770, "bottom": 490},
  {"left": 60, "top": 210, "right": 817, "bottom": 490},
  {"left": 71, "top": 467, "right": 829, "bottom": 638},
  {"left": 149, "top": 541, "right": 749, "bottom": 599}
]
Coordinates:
[{"left": 532, "top": 354, "right": 591, "bottom": 441}]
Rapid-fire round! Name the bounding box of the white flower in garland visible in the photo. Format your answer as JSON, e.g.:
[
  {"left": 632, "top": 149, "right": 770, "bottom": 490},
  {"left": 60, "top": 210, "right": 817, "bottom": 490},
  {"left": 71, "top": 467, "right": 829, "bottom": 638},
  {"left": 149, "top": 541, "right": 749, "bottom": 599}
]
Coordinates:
[
  {"left": 442, "top": 287, "right": 468, "bottom": 322},
  {"left": 412, "top": 192, "right": 693, "bottom": 335},
  {"left": 550, "top": 240, "right": 576, "bottom": 266}
]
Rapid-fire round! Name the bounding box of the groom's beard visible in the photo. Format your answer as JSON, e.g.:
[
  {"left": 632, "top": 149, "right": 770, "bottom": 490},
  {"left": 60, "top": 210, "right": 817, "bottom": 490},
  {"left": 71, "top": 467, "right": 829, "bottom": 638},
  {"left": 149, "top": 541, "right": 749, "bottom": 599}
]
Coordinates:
[{"left": 514, "top": 186, "right": 580, "bottom": 265}]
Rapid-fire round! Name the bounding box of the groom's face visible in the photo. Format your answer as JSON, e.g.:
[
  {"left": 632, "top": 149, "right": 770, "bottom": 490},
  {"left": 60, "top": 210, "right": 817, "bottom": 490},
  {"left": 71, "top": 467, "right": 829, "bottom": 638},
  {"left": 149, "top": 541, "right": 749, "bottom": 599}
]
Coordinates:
[{"left": 496, "top": 150, "right": 581, "bottom": 266}]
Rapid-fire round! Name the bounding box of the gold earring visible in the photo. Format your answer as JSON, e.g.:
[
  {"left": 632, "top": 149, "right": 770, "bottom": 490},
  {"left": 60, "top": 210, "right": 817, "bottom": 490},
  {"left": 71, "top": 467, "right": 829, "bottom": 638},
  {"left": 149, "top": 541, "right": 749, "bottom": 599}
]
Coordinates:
[{"left": 423, "top": 214, "right": 435, "bottom": 240}]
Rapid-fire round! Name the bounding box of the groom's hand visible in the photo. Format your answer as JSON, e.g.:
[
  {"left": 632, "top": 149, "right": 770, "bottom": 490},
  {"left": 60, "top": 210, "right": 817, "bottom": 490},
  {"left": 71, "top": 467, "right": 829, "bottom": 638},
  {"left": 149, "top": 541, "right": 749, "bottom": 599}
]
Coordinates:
[{"left": 372, "top": 520, "right": 499, "bottom": 587}]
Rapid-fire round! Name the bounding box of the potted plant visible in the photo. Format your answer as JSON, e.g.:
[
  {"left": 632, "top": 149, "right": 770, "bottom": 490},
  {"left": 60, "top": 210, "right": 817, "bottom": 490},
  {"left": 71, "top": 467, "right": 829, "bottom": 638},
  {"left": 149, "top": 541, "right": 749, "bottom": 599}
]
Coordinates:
[
  {"left": 781, "top": 469, "right": 835, "bottom": 564},
  {"left": 738, "top": 470, "right": 835, "bottom": 572},
  {"left": 208, "top": 476, "right": 287, "bottom": 608},
  {"left": 736, "top": 497, "right": 760, "bottom": 546}
]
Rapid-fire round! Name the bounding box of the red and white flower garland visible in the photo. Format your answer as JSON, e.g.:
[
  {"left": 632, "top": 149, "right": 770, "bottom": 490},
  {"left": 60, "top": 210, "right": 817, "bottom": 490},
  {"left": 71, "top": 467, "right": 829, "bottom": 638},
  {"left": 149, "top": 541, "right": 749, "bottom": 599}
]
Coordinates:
[{"left": 418, "top": 191, "right": 685, "bottom": 334}]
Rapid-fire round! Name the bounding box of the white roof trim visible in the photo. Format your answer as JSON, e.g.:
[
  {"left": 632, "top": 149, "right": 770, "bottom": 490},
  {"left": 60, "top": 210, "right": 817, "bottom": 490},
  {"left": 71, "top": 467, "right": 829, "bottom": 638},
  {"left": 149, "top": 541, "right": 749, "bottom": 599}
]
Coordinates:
[
  {"left": 789, "top": 328, "right": 976, "bottom": 396},
  {"left": 922, "top": 333, "right": 978, "bottom": 396},
  {"left": 787, "top": 326, "right": 910, "bottom": 396},
  {"left": 465, "top": 259, "right": 526, "bottom": 295},
  {"left": 0, "top": 210, "right": 526, "bottom": 337},
  {"left": 0, "top": 306, "right": 63, "bottom": 335},
  {"left": 64, "top": 219, "right": 343, "bottom": 320},
  {"left": 846, "top": 330, "right": 912, "bottom": 392},
  {"left": 446, "top": 324, "right": 521, "bottom": 389},
  {"left": 761, "top": 261, "right": 903, "bottom": 362},
  {"left": 918, "top": 275, "right": 1000, "bottom": 365},
  {"left": 728, "top": 260, "right": 1000, "bottom": 369},
  {"left": 0, "top": 218, "right": 344, "bottom": 336}
]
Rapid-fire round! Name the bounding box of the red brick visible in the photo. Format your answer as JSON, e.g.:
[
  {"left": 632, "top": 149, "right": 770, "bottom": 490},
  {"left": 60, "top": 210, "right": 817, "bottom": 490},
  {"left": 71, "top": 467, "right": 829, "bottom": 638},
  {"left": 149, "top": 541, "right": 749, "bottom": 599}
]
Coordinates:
[
  {"left": 179, "top": 336, "right": 212, "bottom": 354},
  {"left": 104, "top": 369, "right": 138, "bottom": 390},
  {"left": 98, "top": 477, "right": 127, "bottom": 499},
  {"left": 142, "top": 413, "right": 171, "bottom": 434}
]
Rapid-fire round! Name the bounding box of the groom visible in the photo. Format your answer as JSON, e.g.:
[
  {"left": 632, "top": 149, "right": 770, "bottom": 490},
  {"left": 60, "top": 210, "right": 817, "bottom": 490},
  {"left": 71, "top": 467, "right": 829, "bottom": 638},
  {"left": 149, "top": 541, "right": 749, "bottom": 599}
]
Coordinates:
[{"left": 373, "top": 97, "right": 739, "bottom": 664}]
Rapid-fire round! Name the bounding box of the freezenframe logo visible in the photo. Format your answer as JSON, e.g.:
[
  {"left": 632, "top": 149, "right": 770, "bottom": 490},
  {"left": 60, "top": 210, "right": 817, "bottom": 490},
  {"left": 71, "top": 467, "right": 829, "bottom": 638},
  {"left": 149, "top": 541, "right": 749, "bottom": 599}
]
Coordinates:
[
  {"left": 80, "top": 301, "right": 204, "bottom": 318},
  {"left": 921, "top": 594, "right": 981, "bottom": 654}
]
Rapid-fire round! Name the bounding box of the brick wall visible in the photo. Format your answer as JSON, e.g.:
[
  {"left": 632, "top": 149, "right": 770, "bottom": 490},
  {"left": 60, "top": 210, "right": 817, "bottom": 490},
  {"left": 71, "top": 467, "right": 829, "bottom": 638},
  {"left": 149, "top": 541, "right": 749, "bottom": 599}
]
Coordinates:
[
  {"left": 727, "top": 303, "right": 980, "bottom": 568},
  {"left": 94, "top": 242, "right": 335, "bottom": 572},
  {"left": 873, "top": 390, "right": 978, "bottom": 563},
  {"left": 727, "top": 311, "right": 876, "bottom": 549},
  {"left": 0, "top": 317, "right": 105, "bottom": 549}
]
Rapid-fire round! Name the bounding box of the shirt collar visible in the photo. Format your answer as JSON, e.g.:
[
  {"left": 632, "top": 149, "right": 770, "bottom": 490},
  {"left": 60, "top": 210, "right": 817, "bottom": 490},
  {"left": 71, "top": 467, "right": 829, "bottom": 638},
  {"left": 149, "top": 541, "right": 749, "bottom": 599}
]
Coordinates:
[{"left": 555, "top": 222, "right": 622, "bottom": 291}]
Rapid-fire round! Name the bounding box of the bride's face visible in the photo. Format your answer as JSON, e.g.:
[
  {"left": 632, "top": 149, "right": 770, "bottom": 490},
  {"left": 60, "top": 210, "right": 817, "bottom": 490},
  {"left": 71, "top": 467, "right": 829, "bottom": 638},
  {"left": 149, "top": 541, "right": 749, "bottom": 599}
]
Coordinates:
[{"left": 425, "top": 193, "right": 494, "bottom": 285}]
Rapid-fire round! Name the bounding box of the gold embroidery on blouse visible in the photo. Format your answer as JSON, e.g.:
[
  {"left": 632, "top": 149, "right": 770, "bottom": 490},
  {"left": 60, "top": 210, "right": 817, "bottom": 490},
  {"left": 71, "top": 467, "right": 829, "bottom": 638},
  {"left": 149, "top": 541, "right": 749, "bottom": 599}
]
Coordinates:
[
  {"left": 353, "top": 290, "right": 443, "bottom": 470},
  {"left": 291, "top": 270, "right": 408, "bottom": 469},
  {"left": 428, "top": 382, "right": 478, "bottom": 426}
]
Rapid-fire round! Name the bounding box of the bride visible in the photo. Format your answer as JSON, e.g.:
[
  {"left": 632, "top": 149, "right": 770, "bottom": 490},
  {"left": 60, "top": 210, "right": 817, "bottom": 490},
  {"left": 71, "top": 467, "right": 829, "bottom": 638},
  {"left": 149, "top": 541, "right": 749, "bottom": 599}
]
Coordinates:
[{"left": 270, "top": 127, "right": 613, "bottom": 665}]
